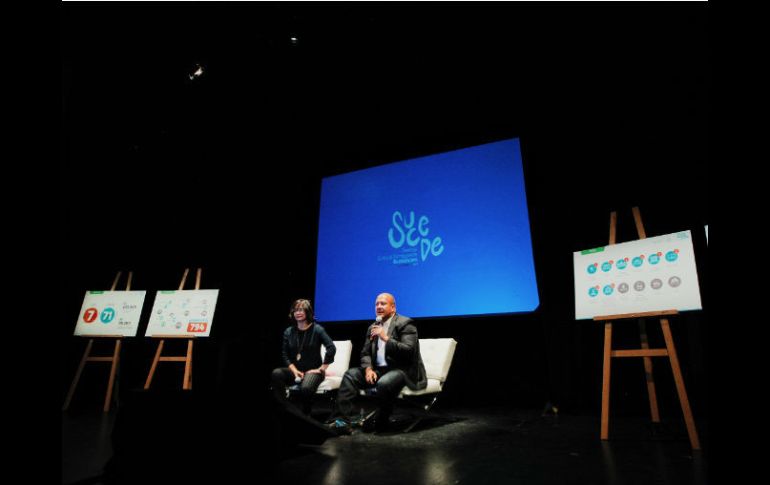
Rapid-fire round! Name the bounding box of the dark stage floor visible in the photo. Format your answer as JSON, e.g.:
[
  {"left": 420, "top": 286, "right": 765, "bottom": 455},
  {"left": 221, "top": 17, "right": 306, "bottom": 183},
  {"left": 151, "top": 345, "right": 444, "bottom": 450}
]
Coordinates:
[{"left": 62, "top": 396, "right": 708, "bottom": 485}]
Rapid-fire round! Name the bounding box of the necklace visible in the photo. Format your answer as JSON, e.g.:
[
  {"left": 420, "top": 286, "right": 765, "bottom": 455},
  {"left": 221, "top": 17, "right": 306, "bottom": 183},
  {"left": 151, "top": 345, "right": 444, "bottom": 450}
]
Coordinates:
[{"left": 295, "top": 323, "right": 312, "bottom": 361}]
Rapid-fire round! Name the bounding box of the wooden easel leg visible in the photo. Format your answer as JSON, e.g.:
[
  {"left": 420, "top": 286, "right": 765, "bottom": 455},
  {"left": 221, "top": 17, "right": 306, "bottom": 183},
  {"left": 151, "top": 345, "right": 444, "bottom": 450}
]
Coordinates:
[
  {"left": 660, "top": 318, "right": 701, "bottom": 450},
  {"left": 103, "top": 340, "right": 121, "bottom": 413},
  {"left": 63, "top": 339, "right": 94, "bottom": 411},
  {"left": 638, "top": 319, "right": 661, "bottom": 423},
  {"left": 183, "top": 340, "right": 193, "bottom": 390},
  {"left": 144, "top": 340, "right": 165, "bottom": 390},
  {"left": 601, "top": 322, "right": 612, "bottom": 440}
]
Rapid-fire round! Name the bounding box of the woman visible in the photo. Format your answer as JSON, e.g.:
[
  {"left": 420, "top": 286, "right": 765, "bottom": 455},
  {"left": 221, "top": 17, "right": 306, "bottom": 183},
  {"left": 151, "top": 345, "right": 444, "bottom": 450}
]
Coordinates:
[{"left": 270, "top": 299, "right": 336, "bottom": 416}]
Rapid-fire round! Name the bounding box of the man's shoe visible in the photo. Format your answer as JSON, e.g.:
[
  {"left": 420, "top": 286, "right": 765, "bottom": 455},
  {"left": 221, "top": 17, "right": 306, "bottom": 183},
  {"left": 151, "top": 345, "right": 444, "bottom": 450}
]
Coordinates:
[
  {"left": 362, "top": 417, "right": 375, "bottom": 433},
  {"left": 374, "top": 417, "right": 392, "bottom": 433},
  {"left": 360, "top": 410, "right": 379, "bottom": 432},
  {"left": 327, "top": 419, "right": 353, "bottom": 436}
]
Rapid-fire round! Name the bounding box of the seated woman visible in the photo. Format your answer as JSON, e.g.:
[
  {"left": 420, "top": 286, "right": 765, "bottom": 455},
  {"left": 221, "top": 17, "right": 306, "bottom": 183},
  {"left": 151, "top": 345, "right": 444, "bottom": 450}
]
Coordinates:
[{"left": 270, "top": 299, "right": 336, "bottom": 416}]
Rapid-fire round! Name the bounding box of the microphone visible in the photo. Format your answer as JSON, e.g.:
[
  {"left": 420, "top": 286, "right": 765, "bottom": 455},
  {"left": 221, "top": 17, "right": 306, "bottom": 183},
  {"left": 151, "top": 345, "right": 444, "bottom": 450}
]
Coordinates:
[{"left": 370, "top": 315, "right": 383, "bottom": 340}]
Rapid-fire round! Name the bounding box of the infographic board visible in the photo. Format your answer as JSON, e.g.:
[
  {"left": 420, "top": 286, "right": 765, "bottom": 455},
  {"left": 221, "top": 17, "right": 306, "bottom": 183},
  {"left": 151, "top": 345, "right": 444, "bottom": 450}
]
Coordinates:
[
  {"left": 145, "top": 289, "right": 219, "bottom": 337},
  {"left": 574, "top": 230, "right": 702, "bottom": 320},
  {"left": 74, "top": 291, "right": 147, "bottom": 336}
]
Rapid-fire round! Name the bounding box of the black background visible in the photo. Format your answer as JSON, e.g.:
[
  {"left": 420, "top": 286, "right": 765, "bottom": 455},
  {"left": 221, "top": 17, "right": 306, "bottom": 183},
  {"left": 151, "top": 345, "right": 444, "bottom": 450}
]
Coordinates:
[{"left": 61, "top": 3, "right": 708, "bottom": 417}]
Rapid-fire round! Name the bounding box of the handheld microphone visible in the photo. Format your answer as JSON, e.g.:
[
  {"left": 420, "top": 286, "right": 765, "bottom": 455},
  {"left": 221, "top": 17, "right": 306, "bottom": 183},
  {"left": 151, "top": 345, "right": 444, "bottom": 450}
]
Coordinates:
[{"left": 370, "top": 315, "right": 383, "bottom": 340}]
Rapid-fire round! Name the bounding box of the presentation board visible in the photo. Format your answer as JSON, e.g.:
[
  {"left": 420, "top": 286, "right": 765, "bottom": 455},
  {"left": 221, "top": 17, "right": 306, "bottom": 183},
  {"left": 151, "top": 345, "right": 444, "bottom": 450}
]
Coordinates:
[
  {"left": 315, "top": 138, "right": 539, "bottom": 321},
  {"left": 145, "top": 289, "right": 219, "bottom": 337},
  {"left": 74, "top": 290, "right": 147, "bottom": 336},
  {"left": 574, "top": 230, "right": 702, "bottom": 320}
]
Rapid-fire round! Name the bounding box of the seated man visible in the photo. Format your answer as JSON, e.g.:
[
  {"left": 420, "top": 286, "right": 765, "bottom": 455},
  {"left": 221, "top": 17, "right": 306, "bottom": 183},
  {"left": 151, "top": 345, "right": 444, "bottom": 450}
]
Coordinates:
[{"left": 332, "top": 292, "right": 426, "bottom": 432}]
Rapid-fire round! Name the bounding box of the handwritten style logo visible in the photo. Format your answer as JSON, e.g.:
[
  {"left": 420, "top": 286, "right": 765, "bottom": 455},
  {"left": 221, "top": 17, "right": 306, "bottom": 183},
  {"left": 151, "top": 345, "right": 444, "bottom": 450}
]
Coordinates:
[{"left": 387, "top": 210, "right": 444, "bottom": 263}]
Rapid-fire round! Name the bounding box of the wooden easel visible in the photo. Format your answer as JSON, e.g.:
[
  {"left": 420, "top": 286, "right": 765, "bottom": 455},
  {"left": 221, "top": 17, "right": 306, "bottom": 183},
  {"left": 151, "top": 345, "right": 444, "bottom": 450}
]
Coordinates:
[
  {"left": 63, "top": 271, "right": 132, "bottom": 413},
  {"left": 144, "top": 268, "right": 201, "bottom": 391},
  {"left": 595, "top": 207, "right": 701, "bottom": 450}
]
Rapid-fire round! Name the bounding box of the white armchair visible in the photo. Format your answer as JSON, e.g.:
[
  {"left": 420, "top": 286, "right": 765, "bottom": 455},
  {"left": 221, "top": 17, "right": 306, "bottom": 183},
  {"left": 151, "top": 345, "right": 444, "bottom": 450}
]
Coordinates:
[
  {"left": 358, "top": 338, "right": 458, "bottom": 432},
  {"left": 399, "top": 338, "right": 457, "bottom": 431},
  {"left": 317, "top": 340, "right": 353, "bottom": 393},
  {"left": 400, "top": 338, "right": 457, "bottom": 398}
]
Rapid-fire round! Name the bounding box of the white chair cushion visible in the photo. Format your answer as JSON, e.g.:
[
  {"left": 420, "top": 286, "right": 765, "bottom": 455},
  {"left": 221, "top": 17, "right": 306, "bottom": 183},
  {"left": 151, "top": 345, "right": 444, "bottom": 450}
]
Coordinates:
[
  {"left": 419, "top": 338, "right": 457, "bottom": 381},
  {"left": 318, "top": 340, "right": 352, "bottom": 393},
  {"left": 400, "top": 378, "right": 442, "bottom": 396},
  {"left": 318, "top": 376, "right": 343, "bottom": 392}
]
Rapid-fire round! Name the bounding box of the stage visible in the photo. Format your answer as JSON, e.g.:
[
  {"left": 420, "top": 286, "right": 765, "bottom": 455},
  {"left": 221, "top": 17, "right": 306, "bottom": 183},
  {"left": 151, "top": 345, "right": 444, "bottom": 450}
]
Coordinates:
[
  {"left": 61, "top": 4, "right": 709, "bottom": 484},
  {"left": 63, "top": 398, "right": 707, "bottom": 485}
]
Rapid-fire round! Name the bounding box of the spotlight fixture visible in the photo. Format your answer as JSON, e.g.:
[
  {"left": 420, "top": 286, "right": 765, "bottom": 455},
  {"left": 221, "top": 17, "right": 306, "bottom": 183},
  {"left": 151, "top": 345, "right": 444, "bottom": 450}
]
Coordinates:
[{"left": 188, "top": 64, "right": 204, "bottom": 80}]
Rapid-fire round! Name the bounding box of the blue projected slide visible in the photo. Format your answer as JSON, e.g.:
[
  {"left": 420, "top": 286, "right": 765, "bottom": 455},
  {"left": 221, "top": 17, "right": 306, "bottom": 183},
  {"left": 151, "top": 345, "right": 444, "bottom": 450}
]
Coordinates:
[{"left": 315, "top": 138, "right": 539, "bottom": 321}]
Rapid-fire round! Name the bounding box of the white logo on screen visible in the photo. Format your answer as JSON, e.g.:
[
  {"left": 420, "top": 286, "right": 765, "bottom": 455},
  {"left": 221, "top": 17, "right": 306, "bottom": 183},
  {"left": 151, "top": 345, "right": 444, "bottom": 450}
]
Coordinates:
[{"left": 388, "top": 210, "right": 445, "bottom": 261}]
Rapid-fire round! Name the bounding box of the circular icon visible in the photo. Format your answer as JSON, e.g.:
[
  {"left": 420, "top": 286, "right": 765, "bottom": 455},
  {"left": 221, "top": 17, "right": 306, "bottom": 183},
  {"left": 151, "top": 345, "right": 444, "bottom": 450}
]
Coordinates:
[
  {"left": 650, "top": 278, "right": 663, "bottom": 289},
  {"left": 100, "top": 307, "right": 115, "bottom": 324},
  {"left": 617, "top": 282, "right": 629, "bottom": 293},
  {"left": 601, "top": 261, "right": 613, "bottom": 272},
  {"left": 632, "top": 257, "right": 644, "bottom": 267},
  {"left": 634, "top": 280, "right": 645, "bottom": 291},
  {"left": 587, "top": 264, "right": 597, "bottom": 274},
  {"left": 648, "top": 254, "right": 660, "bottom": 265},
  {"left": 668, "top": 276, "right": 681, "bottom": 287},
  {"left": 603, "top": 285, "right": 614, "bottom": 296},
  {"left": 588, "top": 287, "right": 599, "bottom": 298},
  {"left": 666, "top": 251, "right": 678, "bottom": 262},
  {"left": 175, "top": 322, "right": 182, "bottom": 329},
  {"left": 83, "top": 307, "right": 98, "bottom": 323},
  {"left": 616, "top": 259, "right": 628, "bottom": 270}
]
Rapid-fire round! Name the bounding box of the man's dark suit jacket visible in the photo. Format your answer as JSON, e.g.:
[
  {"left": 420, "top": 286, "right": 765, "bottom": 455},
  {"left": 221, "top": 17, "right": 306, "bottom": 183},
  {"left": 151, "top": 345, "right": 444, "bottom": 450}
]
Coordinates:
[{"left": 360, "top": 313, "right": 427, "bottom": 391}]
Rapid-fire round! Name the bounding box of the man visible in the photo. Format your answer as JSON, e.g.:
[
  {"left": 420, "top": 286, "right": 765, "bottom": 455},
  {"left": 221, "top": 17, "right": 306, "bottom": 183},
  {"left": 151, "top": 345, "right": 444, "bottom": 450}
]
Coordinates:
[{"left": 332, "top": 293, "right": 427, "bottom": 433}]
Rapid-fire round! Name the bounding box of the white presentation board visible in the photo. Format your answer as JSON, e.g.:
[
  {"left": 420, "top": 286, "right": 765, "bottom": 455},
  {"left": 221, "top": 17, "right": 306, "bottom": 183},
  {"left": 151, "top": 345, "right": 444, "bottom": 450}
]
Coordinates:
[
  {"left": 574, "top": 230, "right": 702, "bottom": 320},
  {"left": 145, "top": 289, "right": 219, "bottom": 337},
  {"left": 74, "top": 291, "right": 147, "bottom": 336}
]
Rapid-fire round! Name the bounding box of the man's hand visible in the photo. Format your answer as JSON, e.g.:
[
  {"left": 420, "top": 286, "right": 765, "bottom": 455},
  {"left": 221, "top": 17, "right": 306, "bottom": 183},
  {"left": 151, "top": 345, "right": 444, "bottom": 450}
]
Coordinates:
[
  {"left": 365, "top": 367, "right": 378, "bottom": 384},
  {"left": 370, "top": 325, "right": 388, "bottom": 341},
  {"left": 306, "top": 367, "right": 326, "bottom": 375}
]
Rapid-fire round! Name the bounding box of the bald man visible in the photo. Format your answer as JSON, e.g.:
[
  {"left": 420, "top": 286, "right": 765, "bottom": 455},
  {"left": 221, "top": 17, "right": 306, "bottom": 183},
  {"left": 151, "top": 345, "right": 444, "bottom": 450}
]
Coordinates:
[{"left": 332, "top": 293, "right": 427, "bottom": 433}]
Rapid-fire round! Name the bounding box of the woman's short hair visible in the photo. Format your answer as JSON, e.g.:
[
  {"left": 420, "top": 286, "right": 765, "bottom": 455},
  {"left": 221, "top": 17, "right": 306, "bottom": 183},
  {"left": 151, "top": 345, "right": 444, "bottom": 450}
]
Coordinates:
[{"left": 288, "top": 299, "right": 314, "bottom": 322}]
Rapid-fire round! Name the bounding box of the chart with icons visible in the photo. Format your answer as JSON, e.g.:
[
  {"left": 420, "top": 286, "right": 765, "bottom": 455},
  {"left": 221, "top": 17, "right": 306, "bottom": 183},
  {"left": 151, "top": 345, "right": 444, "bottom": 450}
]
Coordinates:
[
  {"left": 573, "top": 230, "right": 702, "bottom": 320},
  {"left": 145, "top": 289, "right": 219, "bottom": 337},
  {"left": 74, "top": 291, "right": 147, "bottom": 336}
]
